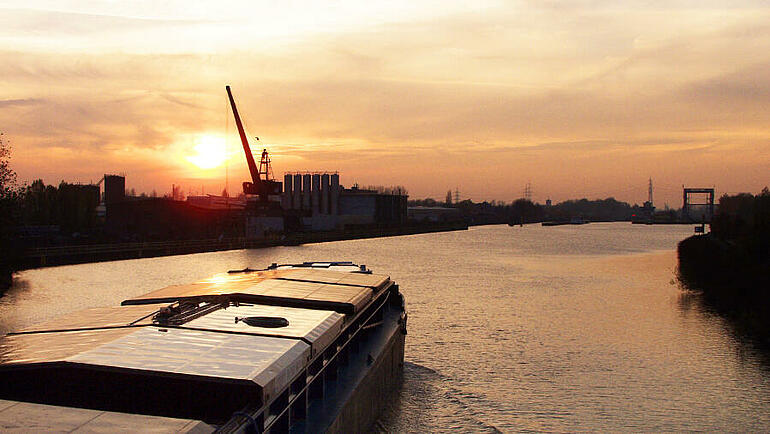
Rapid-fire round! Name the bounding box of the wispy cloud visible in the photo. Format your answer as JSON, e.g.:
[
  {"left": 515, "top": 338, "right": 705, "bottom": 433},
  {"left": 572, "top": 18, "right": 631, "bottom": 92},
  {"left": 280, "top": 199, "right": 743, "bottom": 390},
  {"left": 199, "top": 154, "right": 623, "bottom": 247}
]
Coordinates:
[
  {"left": 0, "top": 98, "right": 44, "bottom": 107},
  {"left": 0, "top": 1, "right": 768, "bottom": 203},
  {"left": 0, "top": 8, "right": 209, "bottom": 35}
]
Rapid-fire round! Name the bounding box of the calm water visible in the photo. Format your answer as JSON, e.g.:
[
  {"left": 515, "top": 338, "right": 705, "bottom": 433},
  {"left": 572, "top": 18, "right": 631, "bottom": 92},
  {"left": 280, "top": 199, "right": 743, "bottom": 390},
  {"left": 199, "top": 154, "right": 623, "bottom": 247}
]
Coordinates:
[{"left": 3, "top": 223, "right": 770, "bottom": 432}]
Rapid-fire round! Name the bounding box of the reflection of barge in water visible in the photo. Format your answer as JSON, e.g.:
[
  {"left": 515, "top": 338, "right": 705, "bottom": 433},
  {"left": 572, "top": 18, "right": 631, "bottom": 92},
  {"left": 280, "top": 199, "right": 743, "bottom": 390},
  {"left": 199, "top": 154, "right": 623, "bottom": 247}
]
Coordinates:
[{"left": 0, "top": 262, "right": 406, "bottom": 433}]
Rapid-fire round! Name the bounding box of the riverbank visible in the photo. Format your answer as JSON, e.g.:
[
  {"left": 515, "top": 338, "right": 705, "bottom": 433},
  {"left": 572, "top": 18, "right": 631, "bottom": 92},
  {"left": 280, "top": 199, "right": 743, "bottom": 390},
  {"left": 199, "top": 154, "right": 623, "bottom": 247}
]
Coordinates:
[
  {"left": 14, "top": 221, "right": 467, "bottom": 270},
  {"left": 676, "top": 190, "right": 770, "bottom": 344},
  {"left": 678, "top": 234, "right": 770, "bottom": 344}
]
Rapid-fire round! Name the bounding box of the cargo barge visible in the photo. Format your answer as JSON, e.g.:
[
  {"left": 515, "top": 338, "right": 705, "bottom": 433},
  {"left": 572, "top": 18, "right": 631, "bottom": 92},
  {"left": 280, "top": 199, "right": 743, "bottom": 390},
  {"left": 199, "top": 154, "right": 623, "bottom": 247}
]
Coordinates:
[{"left": 0, "top": 261, "right": 406, "bottom": 433}]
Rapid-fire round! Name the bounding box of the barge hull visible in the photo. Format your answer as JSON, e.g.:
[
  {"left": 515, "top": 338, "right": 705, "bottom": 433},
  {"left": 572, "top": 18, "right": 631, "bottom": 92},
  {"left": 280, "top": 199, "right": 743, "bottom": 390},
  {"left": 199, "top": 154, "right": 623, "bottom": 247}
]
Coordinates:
[{"left": 325, "top": 318, "right": 405, "bottom": 433}]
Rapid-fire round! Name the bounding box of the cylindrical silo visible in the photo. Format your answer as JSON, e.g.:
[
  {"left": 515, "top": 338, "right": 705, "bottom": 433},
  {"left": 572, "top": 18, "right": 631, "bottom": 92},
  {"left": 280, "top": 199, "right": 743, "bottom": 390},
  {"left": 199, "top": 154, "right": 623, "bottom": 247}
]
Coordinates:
[
  {"left": 302, "top": 174, "right": 311, "bottom": 210},
  {"left": 293, "top": 174, "right": 302, "bottom": 210},
  {"left": 283, "top": 173, "right": 292, "bottom": 209},
  {"left": 330, "top": 173, "right": 339, "bottom": 216},
  {"left": 312, "top": 174, "right": 320, "bottom": 215},
  {"left": 321, "top": 174, "right": 330, "bottom": 215}
]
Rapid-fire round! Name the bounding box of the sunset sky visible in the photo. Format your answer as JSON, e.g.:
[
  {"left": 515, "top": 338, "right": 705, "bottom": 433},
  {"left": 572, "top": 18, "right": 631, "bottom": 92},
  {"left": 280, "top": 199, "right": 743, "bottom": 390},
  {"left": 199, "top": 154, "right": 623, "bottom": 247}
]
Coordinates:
[{"left": 1, "top": 1, "right": 768, "bottom": 206}]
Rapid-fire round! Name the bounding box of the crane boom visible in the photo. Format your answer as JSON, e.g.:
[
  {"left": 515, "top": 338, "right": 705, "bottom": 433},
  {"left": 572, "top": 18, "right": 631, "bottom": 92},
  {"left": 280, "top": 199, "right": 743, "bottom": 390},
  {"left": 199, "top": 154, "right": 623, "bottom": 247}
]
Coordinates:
[{"left": 226, "top": 85, "right": 260, "bottom": 185}]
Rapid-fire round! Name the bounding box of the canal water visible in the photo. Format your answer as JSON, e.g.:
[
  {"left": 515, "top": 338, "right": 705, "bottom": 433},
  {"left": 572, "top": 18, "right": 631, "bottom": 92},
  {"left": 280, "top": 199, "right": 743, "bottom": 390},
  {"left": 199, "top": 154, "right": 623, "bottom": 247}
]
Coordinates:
[{"left": 3, "top": 223, "right": 770, "bottom": 431}]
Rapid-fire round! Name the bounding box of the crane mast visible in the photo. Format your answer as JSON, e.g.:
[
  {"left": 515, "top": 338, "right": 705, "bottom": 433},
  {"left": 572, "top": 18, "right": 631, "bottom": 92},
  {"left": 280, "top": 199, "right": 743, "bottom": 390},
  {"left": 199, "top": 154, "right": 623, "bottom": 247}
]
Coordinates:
[{"left": 225, "top": 85, "right": 260, "bottom": 187}]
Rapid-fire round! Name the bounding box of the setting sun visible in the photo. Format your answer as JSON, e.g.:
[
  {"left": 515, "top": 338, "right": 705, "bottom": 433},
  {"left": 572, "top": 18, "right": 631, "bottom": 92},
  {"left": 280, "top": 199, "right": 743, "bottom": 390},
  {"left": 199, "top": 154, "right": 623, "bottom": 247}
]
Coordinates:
[{"left": 186, "top": 135, "right": 227, "bottom": 170}]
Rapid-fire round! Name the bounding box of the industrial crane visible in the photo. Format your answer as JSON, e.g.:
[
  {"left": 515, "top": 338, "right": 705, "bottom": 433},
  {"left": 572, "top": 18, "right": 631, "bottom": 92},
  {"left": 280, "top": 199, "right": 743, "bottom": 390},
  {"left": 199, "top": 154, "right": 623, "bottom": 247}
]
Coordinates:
[{"left": 225, "top": 85, "right": 281, "bottom": 202}]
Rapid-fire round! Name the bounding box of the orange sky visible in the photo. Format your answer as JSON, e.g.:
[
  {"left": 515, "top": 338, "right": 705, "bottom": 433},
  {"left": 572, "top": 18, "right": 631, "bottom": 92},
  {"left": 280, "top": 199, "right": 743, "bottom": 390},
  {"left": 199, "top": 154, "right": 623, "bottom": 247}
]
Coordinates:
[{"left": 1, "top": 1, "right": 768, "bottom": 206}]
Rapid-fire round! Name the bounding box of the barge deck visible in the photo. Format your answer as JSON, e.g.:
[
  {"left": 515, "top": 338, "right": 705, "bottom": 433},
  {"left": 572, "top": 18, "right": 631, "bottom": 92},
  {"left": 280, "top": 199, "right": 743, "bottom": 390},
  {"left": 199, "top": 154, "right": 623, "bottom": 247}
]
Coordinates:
[{"left": 0, "top": 262, "right": 406, "bottom": 433}]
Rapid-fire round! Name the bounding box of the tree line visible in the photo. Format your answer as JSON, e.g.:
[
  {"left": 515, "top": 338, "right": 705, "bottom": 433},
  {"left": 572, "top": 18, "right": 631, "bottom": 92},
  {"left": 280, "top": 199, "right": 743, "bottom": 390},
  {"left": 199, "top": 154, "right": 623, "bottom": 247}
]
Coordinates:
[{"left": 408, "top": 196, "right": 655, "bottom": 225}]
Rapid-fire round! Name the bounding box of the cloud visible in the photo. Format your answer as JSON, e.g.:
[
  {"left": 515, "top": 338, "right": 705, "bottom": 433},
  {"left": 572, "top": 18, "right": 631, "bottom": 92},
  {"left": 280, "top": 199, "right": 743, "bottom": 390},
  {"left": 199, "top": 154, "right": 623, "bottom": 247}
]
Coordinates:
[
  {"left": 0, "top": 98, "right": 44, "bottom": 107},
  {"left": 0, "top": 2, "right": 768, "bottom": 203},
  {"left": 0, "top": 8, "right": 208, "bottom": 36},
  {"left": 680, "top": 61, "right": 770, "bottom": 107}
]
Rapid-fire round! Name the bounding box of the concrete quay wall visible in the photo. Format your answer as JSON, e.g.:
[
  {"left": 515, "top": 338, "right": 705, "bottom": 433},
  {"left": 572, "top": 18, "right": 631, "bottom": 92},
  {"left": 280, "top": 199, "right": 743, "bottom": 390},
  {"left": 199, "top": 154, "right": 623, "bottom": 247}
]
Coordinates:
[{"left": 18, "top": 222, "right": 468, "bottom": 269}]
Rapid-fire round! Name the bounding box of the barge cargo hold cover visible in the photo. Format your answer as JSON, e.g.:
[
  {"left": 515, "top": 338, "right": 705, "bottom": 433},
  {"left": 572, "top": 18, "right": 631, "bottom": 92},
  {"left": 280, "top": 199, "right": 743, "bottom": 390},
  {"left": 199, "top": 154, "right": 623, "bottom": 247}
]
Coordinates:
[{"left": 0, "top": 262, "right": 407, "bottom": 433}]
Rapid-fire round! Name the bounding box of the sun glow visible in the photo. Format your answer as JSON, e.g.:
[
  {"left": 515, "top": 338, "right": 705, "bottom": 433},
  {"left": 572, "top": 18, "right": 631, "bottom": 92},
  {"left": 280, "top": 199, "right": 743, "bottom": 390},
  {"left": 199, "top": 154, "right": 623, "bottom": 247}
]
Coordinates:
[{"left": 186, "top": 135, "right": 227, "bottom": 170}]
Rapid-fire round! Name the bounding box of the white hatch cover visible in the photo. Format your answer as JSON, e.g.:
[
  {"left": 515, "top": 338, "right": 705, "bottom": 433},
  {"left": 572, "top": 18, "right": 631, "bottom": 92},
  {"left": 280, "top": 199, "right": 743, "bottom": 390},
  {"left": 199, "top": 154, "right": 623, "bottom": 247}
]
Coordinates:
[{"left": 67, "top": 327, "right": 310, "bottom": 404}]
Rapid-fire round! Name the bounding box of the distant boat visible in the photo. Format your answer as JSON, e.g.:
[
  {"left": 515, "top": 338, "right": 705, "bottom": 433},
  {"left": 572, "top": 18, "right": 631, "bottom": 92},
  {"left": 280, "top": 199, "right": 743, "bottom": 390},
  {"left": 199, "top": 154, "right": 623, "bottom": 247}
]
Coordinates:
[{"left": 542, "top": 217, "right": 589, "bottom": 226}]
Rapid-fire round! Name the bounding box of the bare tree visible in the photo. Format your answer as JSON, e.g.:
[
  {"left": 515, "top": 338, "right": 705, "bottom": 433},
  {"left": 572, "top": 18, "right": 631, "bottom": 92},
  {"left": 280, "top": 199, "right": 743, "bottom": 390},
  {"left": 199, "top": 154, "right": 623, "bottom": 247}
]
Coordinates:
[
  {"left": 0, "top": 133, "right": 22, "bottom": 289},
  {"left": 0, "top": 133, "right": 17, "bottom": 199}
]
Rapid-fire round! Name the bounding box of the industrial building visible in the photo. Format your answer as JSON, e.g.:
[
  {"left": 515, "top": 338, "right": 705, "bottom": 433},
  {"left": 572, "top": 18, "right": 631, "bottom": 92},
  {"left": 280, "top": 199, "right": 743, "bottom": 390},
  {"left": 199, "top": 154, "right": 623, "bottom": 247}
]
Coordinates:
[
  {"left": 104, "top": 196, "right": 245, "bottom": 241},
  {"left": 281, "top": 173, "right": 407, "bottom": 231},
  {"left": 103, "top": 174, "right": 125, "bottom": 205},
  {"left": 340, "top": 186, "right": 408, "bottom": 226},
  {"left": 98, "top": 170, "right": 407, "bottom": 242}
]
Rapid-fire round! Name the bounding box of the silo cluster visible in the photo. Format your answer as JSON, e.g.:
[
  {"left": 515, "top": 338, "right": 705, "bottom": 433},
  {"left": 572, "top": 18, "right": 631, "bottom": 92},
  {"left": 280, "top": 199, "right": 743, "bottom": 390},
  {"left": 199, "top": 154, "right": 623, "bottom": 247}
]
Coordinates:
[{"left": 282, "top": 172, "right": 340, "bottom": 216}]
